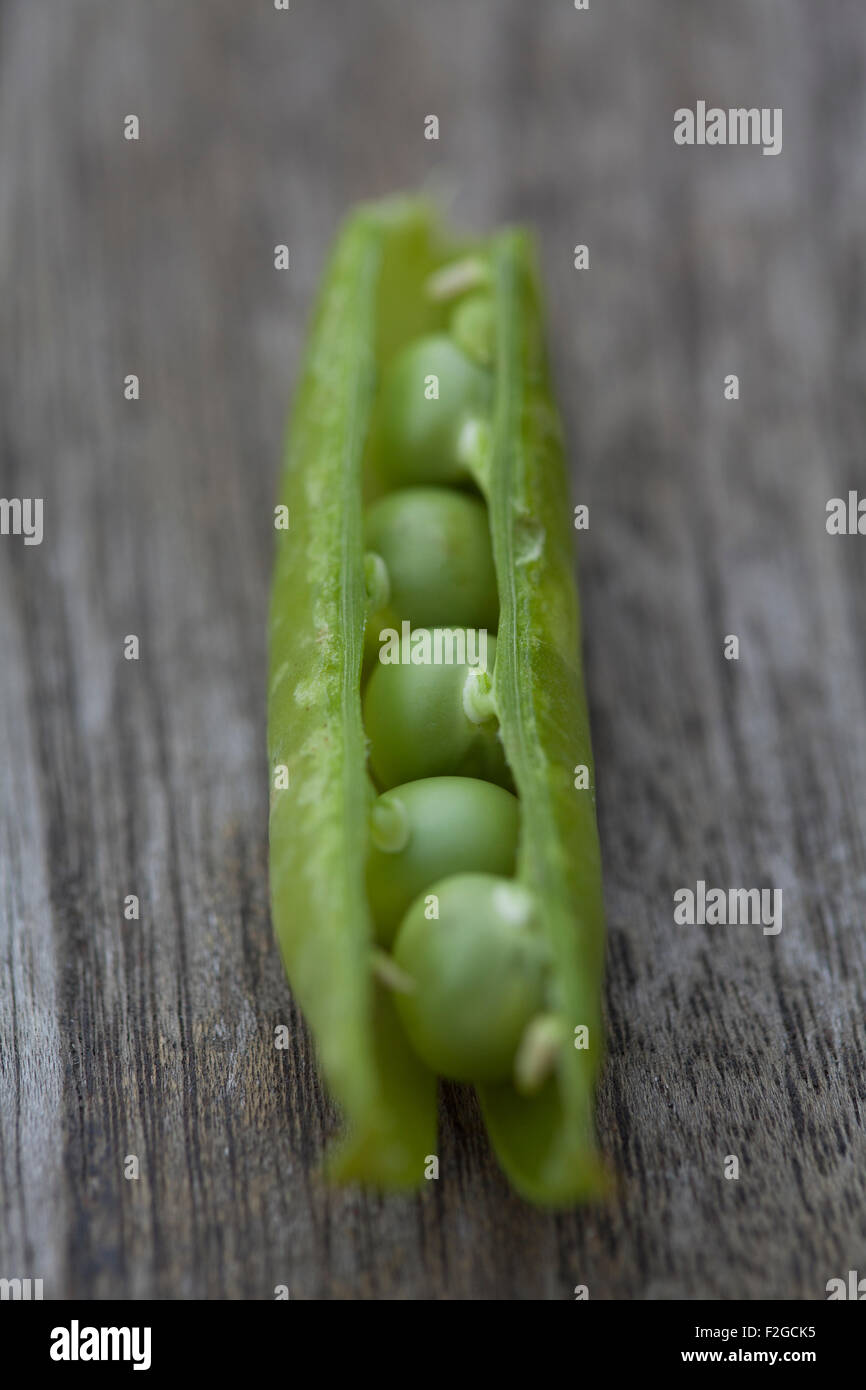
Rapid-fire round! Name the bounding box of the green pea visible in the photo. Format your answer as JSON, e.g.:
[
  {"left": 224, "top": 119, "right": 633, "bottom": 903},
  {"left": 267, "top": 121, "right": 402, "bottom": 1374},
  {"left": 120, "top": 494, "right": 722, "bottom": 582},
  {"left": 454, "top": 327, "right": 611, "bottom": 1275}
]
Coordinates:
[
  {"left": 364, "top": 487, "right": 498, "bottom": 631},
  {"left": 368, "top": 334, "right": 491, "bottom": 488},
  {"left": 450, "top": 294, "right": 496, "bottom": 367},
  {"left": 363, "top": 629, "right": 512, "bottom": 790},
  {"left": 393, "top": 874, "right": 549, "bottom": 1083},
  {"left": 366, "top": 777, "right": 519, "bottom": 946}
]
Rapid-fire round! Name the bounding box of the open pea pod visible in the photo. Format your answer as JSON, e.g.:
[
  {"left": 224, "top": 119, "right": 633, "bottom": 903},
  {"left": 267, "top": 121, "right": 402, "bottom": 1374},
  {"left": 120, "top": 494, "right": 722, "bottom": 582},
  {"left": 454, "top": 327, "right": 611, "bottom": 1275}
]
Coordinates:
[{"left": 268, "top": 197, "right": 608, "bottom": 1203}]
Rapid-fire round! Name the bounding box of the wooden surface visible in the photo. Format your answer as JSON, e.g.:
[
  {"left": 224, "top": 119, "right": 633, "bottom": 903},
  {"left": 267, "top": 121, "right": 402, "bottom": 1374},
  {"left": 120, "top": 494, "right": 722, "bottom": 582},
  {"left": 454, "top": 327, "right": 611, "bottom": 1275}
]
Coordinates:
[{"left": 1, "top": 0, "right": 865, "bottom": 1300}]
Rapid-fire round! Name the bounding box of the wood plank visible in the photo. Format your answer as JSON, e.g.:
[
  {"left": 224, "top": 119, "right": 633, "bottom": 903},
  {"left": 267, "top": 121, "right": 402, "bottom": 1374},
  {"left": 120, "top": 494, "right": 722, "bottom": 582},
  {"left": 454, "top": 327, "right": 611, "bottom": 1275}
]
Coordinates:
[{"left": 1, "top": 0, "right": 864, "bottom": 1298}]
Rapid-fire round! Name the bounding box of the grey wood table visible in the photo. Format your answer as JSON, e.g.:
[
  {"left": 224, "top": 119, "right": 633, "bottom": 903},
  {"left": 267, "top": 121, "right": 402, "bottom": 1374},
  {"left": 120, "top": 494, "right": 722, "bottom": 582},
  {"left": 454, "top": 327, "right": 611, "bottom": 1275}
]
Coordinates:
[{"left": 1, "top": 0, "right": 864, "bottom": 1300}]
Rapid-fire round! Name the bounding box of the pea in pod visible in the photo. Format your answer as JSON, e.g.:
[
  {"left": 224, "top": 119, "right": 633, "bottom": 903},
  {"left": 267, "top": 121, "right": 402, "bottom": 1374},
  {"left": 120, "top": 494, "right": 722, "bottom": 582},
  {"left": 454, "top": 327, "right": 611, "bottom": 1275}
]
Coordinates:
[{"left": 268, "top": 195, "right": 607, "bottom": 1204}]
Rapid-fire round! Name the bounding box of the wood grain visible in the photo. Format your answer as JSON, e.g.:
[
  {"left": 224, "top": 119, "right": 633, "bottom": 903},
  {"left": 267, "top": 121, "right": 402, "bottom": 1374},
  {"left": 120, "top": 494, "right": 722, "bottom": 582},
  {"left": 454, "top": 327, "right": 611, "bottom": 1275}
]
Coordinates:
[{"left": 1, "top": 0, "right": 864, "bottom": 1299}]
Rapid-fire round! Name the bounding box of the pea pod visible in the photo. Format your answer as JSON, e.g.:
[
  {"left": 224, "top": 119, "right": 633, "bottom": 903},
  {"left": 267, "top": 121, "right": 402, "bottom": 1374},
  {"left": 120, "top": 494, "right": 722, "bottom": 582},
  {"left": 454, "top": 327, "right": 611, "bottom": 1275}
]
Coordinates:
[{"left": 268, "top": 196, "right": 607, "bottom": 1204}]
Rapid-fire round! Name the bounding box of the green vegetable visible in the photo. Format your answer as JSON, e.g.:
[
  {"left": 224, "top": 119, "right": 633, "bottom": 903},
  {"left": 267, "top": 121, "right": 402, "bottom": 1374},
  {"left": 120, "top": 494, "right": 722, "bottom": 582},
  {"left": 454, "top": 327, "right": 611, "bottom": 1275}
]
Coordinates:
[
  {"left": 450, "top": 293, "right": 496, "bottom": 367},
  {"left": 363, "top": 629, "right": 512, "bottom": 790},
  {"left": 364, "top": 487, "right": 499, "bottom": 632},
  {"left": 366, "top": 777, "right": 520, "bottom": 946},
  {"left": 268, "top": 195, "right": 607, "bottom": 1204},
  {"left": 367, "top": 334, "right": 492, "bottom": 488},
  {"left": 393, "top": 873, "right": 550, "bottom": 1083}
]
